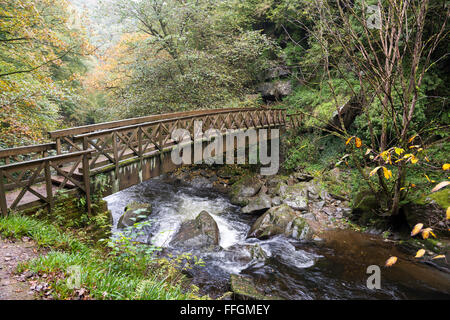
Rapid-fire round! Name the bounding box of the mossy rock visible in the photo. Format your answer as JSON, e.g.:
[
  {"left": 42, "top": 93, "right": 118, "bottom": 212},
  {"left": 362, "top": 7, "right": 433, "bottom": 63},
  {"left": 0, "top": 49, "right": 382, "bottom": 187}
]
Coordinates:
[
  {"left": 117, "top": 202, "right": 152, "bottom": 229},
  {"left": 414, "top": 189, "right": 449, "bottom": 209},
  {"left": 248, "top": 204, "right": 299, "bottom": 239},
  {"left": 230, "top": 274, "right": 282, "bottom": 300},
  {"left": 403, "top": 189, "right": 450, "bottom": 236},
  {"left": 352, "top": 190, "right": 379, "bottom": 213},
  {"left": 229, "top": 175, "right": 263, "bottom": 206},
  {"left": 170, "top": 211, "right": 220, "bottom": 248}
]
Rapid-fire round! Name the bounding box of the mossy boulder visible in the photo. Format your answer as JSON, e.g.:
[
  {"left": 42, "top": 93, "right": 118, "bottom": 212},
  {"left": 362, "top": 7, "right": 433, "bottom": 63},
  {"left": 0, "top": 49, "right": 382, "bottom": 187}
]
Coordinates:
[
  {"left": 170, "top": 211, "right": 220, "bottom": 248},
  {"left": 230, "top": 274, "right": 282, "bottom": 300},
  {"left": 403, "top": 189, "right": 450, "bottom": 236},
  {"left": 117, "top": 202, "right": 152, "bottom": 229},
  {"left": 352, "top": 190, "right": 379, "bottom": 213},
  {"left": 247, "top": 204, "right": 312, "bottom": 240},
  {"left": 229, "top": 175, "right": 263, "bottom": 206},
  {"left": 242, "top": 193, "right": 272, "bottom": 214}
]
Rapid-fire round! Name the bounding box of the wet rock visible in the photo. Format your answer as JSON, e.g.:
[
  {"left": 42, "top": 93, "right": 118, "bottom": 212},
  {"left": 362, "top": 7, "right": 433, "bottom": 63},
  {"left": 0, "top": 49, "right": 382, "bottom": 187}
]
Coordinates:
[
  {"left": 229, "top": 176, "right": 263, "bottom": 206},
  {"left": 242, "top": 193, "right": 272, "bottom": 214},
  {"left": 248, "top": 204, "right": 296, "bottom": 239},
  {"left": 288, "top": 216, "right": 315, "bottom": 240},
  {"left": 170, "top": 211, "right": 220, "bottom": 248},
  {"left": 230, "top": 274, "right": 282, "bottom": 300},
  {"left": 190, "top": 176, "right": 213, "bottom": 188},
  {"left": 117, "top": 202, "right": 152, "bottom": 229}
]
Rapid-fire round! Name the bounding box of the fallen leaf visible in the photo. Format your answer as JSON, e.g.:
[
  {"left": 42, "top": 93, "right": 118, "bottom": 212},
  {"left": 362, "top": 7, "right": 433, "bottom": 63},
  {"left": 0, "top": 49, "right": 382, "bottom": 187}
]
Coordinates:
[
  {"left": 446, "top": 207, "right": 450, "bottom": 220},
  {"left": 431, "top": 255, "right": 446, "bottom": 260},
  {"left": 421, "top": 228, "right": 435, "bottom": 239},
  {"left": 355, "top": 137, "right": 362, "bottom": 148},
  {"left": 411, "top": 223, "right": 423, "bottom": 236},
  {"left": 385, "top": 256, "right": 398, "bottom": 267},
  {"left": 415, "top": 249, "right": 425, "bottom": 258},
  {"left": 443, "top": 164, "right": 450, "bottom": 171}
]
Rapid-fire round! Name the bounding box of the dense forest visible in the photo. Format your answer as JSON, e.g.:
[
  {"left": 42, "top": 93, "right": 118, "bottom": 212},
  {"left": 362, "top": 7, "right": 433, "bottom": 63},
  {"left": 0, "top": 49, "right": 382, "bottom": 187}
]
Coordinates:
[{"left": 0, "top": 0, "right": 449, "bottom": 301}]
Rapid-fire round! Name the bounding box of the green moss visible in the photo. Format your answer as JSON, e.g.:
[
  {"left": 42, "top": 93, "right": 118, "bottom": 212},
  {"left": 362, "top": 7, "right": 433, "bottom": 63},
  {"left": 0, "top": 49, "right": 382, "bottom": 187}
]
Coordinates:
[
  {"left": 230, "top": 274, "right": 282, "bottom": 300},
  {"left": 415, "top": 189, "right": 450, "bottom": 209}
]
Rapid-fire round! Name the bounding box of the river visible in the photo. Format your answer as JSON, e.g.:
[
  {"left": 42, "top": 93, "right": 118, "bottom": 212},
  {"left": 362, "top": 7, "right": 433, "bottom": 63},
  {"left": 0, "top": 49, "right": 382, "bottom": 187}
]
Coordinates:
[{"left": 104, "top": 175, "right": 450, "bottom": 299}]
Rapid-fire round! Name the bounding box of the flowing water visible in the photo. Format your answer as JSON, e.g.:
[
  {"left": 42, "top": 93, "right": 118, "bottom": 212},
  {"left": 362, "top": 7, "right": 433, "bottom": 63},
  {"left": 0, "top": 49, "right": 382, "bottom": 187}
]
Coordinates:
[{"left": 105, "top": 176, "right": 450, "bottom": 300}]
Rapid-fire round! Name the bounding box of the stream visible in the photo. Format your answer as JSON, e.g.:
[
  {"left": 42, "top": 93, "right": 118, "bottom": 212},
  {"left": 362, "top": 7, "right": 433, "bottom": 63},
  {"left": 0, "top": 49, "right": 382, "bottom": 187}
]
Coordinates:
[{"left": 104, "top": 175, "right": 450, "bottom": 300}]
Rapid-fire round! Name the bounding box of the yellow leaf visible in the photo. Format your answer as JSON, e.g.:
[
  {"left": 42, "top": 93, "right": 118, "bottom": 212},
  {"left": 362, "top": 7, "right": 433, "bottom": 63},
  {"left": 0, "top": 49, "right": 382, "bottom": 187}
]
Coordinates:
[
  {"left": 383, "top": 167, "right": 392, "bottom": 179},
  {"left": 394, "top": 147, "right": 404, "bottom": 155},
  {"left": 355, "top": 137, "right": 362, "bottom": 148},
  {"left": 408, "top": 135, "right": 417, "bottom": 143},
  {"left": 345, "top": 137, "right": 353, "bottom": 145},
  {"left": 365, "top": 148, "right": 372, "bottom": 156},
  {"left": 369, "top": 166, "right": 382, "bottom": 177},
  {"left": 443, "top": 164, "right": 450, "bottom": 171},
  {"left": 431, "top": 181, "right": 450, "bottom": 193},
  {"left": 411, "top": 223, "right": 423, "bottom": 236},
  {"left": 385, "top": 256, "right": 398, "bottom": 267},
  {"left": 415, "top": 249, "right": 425, "bottom": 258},
  {"left": 421, "top": 228, "right": 433, "bottom": 239},
  {"left": 431, "top": 255, "right": 446, "bottom": 260},
  {"left": 410, "top": 155, "right": 418, "bottom": 164},
  {"left": 446, "top": 207, "right": 450, "bottom": 220}
]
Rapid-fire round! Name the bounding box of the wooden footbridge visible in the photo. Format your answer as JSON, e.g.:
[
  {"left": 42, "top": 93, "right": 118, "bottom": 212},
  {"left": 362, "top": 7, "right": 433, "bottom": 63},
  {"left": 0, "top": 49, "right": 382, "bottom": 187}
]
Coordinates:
[{"left": 0, "top": 107, "right": 302, "bottom": 216}]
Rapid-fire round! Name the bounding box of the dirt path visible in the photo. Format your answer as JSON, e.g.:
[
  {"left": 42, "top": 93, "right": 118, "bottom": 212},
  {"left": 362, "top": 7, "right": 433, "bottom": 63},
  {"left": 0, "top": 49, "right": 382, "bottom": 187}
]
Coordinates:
[{"left": 0, "top": 237, "right": 39, "bottom": 300}]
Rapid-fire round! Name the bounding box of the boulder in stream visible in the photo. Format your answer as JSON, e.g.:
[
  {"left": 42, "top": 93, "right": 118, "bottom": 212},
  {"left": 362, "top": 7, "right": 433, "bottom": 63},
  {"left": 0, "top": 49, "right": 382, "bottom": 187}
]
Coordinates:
[
  {"left": 230, "top": 274, "right": 282, "bottom": 300},
  {"left": 248, "top": 204, "right": 315, "bottom": 240},
  {"left": 170, "top": 211, "right": 220, "bottom": 248},
  {"left": 117, "top": 202, "right": 152, "bottom": 229}
]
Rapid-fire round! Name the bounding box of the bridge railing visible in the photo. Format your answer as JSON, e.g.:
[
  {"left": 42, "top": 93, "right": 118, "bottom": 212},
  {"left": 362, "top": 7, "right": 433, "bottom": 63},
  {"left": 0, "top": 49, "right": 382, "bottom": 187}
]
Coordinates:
[
  {"left": 286, "top": 112, "right": 303, "bottom": 128},
  {"left": 70, "top": 108, "right": 286, "bottom": 174},
  {"left": 48, "top": 108, "right": 266, "bottom": 155},
  {"left": 0, "top": 143, "right": 57, "bottom": 166},
  {"left": 0, "top": 150, "right": 92, "bottom": 216}
]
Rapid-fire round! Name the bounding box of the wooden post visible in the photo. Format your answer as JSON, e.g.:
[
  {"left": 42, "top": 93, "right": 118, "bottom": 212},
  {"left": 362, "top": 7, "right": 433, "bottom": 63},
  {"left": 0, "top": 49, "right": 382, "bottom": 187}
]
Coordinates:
[
  {"left": 56, "top": 138, "right": 62, "bottom": 155},
  {"left": 112, "top": 132, "right": 119, "bottom": 178},
  {"left": 0, "top": 170, "right": 8, "bottom": 216},
  {"left": 138, "top": 127, "right": 143, "bottom": 165},
  {"left": 44, "top": 160, "right": 53, "bottom": 214},
  {"left": 82, "top": 153, "right": 92, "bottom": 216}
]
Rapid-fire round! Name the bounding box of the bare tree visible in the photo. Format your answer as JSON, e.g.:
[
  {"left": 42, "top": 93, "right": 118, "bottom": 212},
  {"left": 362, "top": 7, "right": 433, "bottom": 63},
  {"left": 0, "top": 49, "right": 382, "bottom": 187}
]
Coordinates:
[{"left": 287, "top": 0, "right": 449, "bottom": 215}]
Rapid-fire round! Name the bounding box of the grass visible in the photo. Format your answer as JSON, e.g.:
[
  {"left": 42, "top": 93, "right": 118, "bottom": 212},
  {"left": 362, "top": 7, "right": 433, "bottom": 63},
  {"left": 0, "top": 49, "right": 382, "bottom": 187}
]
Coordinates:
[{"left": 0, "top": 214, "right": 206, "bottom": 300}]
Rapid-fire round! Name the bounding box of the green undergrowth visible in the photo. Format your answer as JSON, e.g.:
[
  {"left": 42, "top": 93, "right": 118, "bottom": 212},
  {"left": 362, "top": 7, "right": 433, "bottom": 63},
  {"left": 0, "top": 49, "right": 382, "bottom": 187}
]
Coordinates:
[{"left": 0, "top": 214, "right": 207, "bottom": 300}]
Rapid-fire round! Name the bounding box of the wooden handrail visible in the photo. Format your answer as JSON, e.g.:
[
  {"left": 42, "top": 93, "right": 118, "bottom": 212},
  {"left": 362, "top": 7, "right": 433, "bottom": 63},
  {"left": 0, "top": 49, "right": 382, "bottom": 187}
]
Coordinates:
[
  {"left": 72, "top": 108, "right": 283, "bottom": 141},
  {"left": 48, "top": 107, "right": 262, "bottom": 139},
  {"left": 0, "top": 143, "right": 56, "bottom": 159},
  {"left": 0, "top": 150, "right": 92, "bottom": 171}
]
